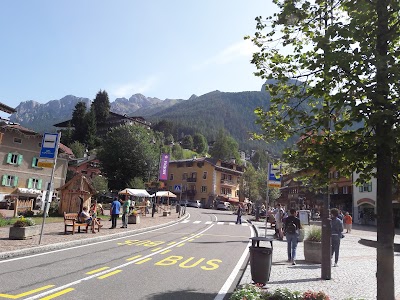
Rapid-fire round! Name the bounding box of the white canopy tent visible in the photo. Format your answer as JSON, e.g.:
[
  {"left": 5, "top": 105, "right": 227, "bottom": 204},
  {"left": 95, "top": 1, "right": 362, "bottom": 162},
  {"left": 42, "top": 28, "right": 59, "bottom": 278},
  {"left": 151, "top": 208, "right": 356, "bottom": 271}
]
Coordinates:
[
  {"left": 118, "top": 188, "right": 152, "bottom": 198},
  {"left": 151, "top": 191, "right": 177, "bottom": 198}
]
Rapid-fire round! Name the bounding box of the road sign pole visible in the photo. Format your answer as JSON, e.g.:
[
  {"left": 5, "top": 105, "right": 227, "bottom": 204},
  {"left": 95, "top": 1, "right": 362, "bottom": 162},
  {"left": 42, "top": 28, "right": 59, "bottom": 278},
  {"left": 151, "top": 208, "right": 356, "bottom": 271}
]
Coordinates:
[
  {"left": 265, "top": 163, "right": 270, "bottom": 237},
  {"left": 38, "top": 132, "right": 61, "bottom": 245}
]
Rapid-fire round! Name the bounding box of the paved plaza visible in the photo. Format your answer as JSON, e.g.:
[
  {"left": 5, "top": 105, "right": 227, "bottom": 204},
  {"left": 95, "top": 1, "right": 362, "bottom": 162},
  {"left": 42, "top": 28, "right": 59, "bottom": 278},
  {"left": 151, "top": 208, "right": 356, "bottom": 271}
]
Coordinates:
[{"left": 240, "top": 220, "right": 400, "bottom": 300}]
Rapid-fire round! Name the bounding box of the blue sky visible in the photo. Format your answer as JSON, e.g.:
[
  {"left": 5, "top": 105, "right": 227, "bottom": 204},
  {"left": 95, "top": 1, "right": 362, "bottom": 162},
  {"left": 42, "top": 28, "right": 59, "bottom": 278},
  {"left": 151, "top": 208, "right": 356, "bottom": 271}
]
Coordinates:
[{"left": 0, "top": 1, "right": 275, "bottom": 108}]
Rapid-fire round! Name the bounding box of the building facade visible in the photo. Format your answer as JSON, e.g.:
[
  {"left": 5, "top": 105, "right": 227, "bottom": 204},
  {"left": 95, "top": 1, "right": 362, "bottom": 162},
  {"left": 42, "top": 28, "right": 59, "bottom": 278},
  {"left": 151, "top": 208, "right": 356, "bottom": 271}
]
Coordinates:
[
  {"left": 0, "top": 124, "right": 69, "bottom": 203},
  {"left": 166, "top": 157, "right": 245, "bottom": 208}
]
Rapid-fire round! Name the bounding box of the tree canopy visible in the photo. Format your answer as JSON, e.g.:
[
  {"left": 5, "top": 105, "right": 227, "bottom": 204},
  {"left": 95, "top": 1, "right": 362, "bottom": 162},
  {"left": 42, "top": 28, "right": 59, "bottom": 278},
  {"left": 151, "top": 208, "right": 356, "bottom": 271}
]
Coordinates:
[
  {"left": 209, "top": 129, "right": 241, "bottom": 162},
  {"left": 248, "top": 0, "right": 399, "bottom": 297},
  {"left": 92, "top": 90, "right": 110, "bottom": 121}
]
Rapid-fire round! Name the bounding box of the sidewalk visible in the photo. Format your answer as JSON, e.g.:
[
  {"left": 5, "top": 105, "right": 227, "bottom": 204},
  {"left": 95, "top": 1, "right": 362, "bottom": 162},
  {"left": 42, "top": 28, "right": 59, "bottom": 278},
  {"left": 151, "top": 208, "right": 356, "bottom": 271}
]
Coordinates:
[
  {"left": 0, "top": 208, "right": 186, "bottom": 260},
  {"left": 240, "top": 219, "right": 400, "bottom": 300}
]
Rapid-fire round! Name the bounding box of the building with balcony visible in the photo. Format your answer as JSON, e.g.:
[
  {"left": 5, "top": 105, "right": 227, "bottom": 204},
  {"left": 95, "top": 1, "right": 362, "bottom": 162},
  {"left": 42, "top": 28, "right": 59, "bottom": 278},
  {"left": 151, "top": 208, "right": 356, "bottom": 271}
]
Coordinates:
[
  {"left": 68, "top": 155, "right": 101, "bottom": 179},
  {"left": 166, "top": 157, "right": 245, "bottom": 208}
]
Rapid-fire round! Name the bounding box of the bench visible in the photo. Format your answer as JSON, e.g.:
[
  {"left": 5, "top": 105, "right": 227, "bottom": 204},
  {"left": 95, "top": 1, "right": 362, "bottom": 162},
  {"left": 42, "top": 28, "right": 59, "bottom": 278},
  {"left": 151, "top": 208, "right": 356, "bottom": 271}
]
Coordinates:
[{"left": 64, "top": 212, "right": 88, "bottom": 234}]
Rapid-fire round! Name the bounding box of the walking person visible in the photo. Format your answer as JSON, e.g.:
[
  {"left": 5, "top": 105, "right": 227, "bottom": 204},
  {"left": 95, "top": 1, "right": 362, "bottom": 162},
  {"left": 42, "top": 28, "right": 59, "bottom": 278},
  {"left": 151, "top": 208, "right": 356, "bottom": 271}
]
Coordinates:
[
  {"left": 121, "top": 197, "right": 131, "bottom": 228},
  {"left": 343, "top": 212, "right": 353, "bottom": 233},
  {"left": 284, "top": 209, "right": 301, "bottom": 265},
  {"left": 110, "top": 197, "right": 121, "bottom": 229},
  {"left": 274, "top": 204, "right": 284, "bottom": 240},
  {"left": 358, "top": 210, "right": 364, "bottom": 225},
  {"left": 151, "top": 200, "right": 156, "bottom": 218},
  {"left": 331, "top": 208, "right": 344, "bottom": 267},
  {"left": 177, "top": 202, "right": 181, "bottom": 218},
  {"left": 236, "top": 204, "right": 243, "bottom": 224}
]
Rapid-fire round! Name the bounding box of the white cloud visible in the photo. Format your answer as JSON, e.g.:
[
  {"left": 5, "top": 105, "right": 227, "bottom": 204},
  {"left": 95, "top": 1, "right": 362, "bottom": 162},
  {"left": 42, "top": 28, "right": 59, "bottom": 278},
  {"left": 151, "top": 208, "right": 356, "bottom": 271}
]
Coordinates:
[
  {"left": 111, "top": 76, "right": 158, "bottom": 98},
  {"left": 192, "top": 39, "right": 258, "bottom": 70}
]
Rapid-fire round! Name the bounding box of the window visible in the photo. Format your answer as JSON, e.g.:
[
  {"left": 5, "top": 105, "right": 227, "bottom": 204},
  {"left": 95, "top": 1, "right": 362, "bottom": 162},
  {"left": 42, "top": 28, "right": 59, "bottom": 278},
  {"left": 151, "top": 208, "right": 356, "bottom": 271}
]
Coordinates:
[
  {"left": 201, "top": 186, "right": 207, "bottom": 193},
  {"left": 28, "top": 178, "right": 42, "bottom": 189},
  {"left": 203, "top": 172, "right": 207, "bottom": 179},
  {"left": 333, "top": 186, "right": 339, "bottom": 194},
  {"left": 220, "top": 187, "right": 231, "bottom": 195},
  {"left": 32, "top": 157, "right": 40, "bottom": 168},
  {"left": 170, "top": 174, "right": 174, "bottom": 180},
  {"left": 13, "top": 137, "right": 22, "bottom": 144},
  {"left": 191, "top": 172, "right": 197, "bottom": 179},
  {"left": 359, "top": 182, "right": 372, "bottom": 192},
  {"left": 6, "top": 153, "right": 23, "bottom": 165},
  {"left": 343, "top": 186, "right": 348, "bottom": 194},
  {"left": 2, "top": 175, "right": 19, "bottom": 187},
  {"left": 182, "top": 173, "right": 188, "bottom": 180}
]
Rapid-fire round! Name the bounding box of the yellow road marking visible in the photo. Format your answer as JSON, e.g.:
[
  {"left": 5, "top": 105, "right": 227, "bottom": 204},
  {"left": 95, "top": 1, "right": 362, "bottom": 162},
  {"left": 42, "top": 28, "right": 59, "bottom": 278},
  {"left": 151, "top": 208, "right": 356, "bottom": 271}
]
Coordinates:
[
  {"left": 160, "top": 249, "right": 172, "bottom": 254},
  {"left": 180, "top": 237, "right": 187, "bottom": 239},
  {"left": 98, "top": 270, "right": 122, "bottom": 279},
  {"left": 167, "top": 242, "right": 176, "bottom": 245},
  {"left": 86, "top": 267, "right": 110, "bottom": 274},
  {"left": 176, "top": 243, "right": 185, "bottom": 247},
  {"left": 188, "top": 239, "right": 195, "bottom": 242},
  {"left": 151, "top": 247, "right": 162, "bottom": 252},
  {"left": 39, "top": 288, "right": 74, "bottom": 300},
  {"left": 0, "top": 285, "right": 55, "bottom": 299},
  {"left": 135, "top": 258, "right": 152, "bottom": 264},
  {"left": 126, "top": 255, "right": 142, "bottom": 261}
]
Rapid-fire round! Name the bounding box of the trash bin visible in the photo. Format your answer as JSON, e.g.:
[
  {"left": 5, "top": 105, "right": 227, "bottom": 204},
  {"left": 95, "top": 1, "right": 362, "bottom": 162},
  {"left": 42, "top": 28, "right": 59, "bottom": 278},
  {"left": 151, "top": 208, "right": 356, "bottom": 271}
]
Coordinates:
[{"left": 249, "top": 246, "right": 273, "bottom": 285}]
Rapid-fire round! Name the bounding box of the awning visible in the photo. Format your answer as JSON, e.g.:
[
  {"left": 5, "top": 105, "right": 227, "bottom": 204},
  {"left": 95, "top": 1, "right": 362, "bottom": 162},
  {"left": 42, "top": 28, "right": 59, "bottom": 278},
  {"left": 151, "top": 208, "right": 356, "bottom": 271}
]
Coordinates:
[
  {"left": 14, "top": 188, "right": 42, "bottom": 196},
  {"left": 118, "top": 188, "right": 151, "bottom": 197},
  {"left": 151, "top": 191, "right": 177, "bottom": 198}
]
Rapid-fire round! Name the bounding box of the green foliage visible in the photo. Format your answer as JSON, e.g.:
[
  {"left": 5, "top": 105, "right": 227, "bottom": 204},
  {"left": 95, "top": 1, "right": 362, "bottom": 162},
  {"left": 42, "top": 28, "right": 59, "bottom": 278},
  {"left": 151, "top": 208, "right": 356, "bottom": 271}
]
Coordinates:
[
  {"left": 209, "top": 129, "right": 240, "bottom": 161},
  {"left": 182, "top": 149, "right": 198, "bottom": 159},
  {"left": 13, "top": 217, "right": 35, "bottom": 227},
  {"left": 231, "top": 287, "right": 329, "bottom": 300},
  {"left": 91, "top": 175, "right": 108, "bottom": 194},
  {"left": 97, "top": 125, "right": 159, "bottom": 190},
  {"left": 264, "top": 288, "right": 302, "bottom": 300},
  {"left": 193, "top": 133, "right": 208, "bottom": 154},
  {"left": 128, "top": 177, "right": 145, "bottom": 189},
  {"left": 69, "top": 141, "right": 86, "bottom": 158},
  {"left": 71, "top": 101, "right": 88, "bottom": 144},
  {"left": 181, "top": 135, "right": 194, "bottom": 150},
  {"left": 171, "top": 144, "right": 184, "bottom": 160},
  {"left": 305, "top": 226, "right": 322, "bottom": 242},
  {"left": 0, "top": 215, "right": 13, "bottom": 227},
  {"left": 240, "top": 164, "right": 260, "bottom": 202},
  {"left": 85, "top": 109, "right": 97, "bottom": 150},
  {"left": 92, "top": 90, "right": 110, "bottom": 121}
]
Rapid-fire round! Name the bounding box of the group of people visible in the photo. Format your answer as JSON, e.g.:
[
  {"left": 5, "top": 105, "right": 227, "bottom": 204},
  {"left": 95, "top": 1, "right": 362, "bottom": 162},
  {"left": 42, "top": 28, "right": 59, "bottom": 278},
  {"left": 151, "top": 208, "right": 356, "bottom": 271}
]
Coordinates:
[{"left": 273, "top": 203, "right": 349, "bottom": 267}]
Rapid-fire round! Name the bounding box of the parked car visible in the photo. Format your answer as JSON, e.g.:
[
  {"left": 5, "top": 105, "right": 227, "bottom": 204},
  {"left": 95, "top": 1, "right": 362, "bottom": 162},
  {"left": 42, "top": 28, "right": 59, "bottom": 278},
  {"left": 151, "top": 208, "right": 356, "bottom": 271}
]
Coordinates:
[
  {"left": 216, "top": 201, "right": 230, "bottom": 210},
  {"left": 186, "top": 200, "right": 201, "bottom": 208}
]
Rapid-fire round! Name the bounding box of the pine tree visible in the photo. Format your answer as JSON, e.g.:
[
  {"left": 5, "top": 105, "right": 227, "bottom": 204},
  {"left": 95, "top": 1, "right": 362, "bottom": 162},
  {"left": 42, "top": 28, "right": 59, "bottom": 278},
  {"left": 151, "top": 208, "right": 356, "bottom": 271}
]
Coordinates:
[
  {"left": 92, "top": 90, "right": 110, "bottom": 122},
  {"left": 71, "top": 102, "right": 87, "bottom": 144}
]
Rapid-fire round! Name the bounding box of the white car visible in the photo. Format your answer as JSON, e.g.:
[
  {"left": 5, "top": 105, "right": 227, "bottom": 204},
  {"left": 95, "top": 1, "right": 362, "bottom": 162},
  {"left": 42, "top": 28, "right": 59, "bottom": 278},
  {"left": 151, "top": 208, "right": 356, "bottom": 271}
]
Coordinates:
[
  {"left": 186, "top": 200, "right": 201, "bottom": 208},
  {"left": 216, "top": 202, "right": 230, "bottom": 210}
]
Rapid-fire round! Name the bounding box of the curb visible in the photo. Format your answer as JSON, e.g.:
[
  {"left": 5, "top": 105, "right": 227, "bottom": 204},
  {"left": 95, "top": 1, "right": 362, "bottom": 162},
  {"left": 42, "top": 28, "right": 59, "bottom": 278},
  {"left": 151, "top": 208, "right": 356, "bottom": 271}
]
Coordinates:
[{"left": 0, "top": 213, "right": 189, "bottom": 261}]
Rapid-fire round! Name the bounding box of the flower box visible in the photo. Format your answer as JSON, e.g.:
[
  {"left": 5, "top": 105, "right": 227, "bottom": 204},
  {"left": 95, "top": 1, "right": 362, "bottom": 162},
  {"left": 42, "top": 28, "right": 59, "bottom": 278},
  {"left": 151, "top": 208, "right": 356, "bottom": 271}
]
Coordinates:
[
  {"left": 9, "top": 225, "right": 40, "bottom": 240},
  {"left": 128, "top": 215, "right": 140, "bottom": 224}
]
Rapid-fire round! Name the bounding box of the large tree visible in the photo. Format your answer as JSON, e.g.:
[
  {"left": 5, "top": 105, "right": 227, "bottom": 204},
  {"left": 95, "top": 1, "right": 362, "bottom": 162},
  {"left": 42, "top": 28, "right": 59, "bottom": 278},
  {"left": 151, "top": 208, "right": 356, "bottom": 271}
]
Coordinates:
[
  {"left": 85, "top": 109, "right": 97, "bottom": 150},
  {"left": 210, "top": 129, "right": 241, "bottom": 161},
  {"left": 92, "top": 90, "right": 110, "bottom": 122},
  {"left": 97, "top": 125, "right": 159, "bottom": 190},
  {"left": 71, "top": 102, "right": 87, "bottom": 144},
  {"left": 248, "top": 0, "right": 399, "bottom": 298},
  {"left": 193, "top": 133, "right": 208, "bottom": 154}
]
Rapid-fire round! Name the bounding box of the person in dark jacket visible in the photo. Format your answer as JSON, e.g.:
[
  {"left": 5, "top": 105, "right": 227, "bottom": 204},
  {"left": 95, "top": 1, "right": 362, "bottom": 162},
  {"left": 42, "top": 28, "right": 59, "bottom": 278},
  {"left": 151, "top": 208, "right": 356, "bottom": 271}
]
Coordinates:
[
  {"left": 284, "top": 209, "right": 302, "bottom": 265},
  {"left": 236, "top": 204, "right": 243, "bottom": 224},
  {"left": 331, "top": 208, "right": 344, "bottom": 267}
]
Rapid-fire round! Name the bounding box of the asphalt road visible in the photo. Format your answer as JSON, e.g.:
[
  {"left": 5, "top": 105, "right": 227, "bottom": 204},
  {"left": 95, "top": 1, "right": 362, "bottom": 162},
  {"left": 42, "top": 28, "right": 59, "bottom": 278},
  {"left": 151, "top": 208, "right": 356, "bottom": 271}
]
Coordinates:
[{"left": 0, "top": 208, "right": 254, "bottom": 300}]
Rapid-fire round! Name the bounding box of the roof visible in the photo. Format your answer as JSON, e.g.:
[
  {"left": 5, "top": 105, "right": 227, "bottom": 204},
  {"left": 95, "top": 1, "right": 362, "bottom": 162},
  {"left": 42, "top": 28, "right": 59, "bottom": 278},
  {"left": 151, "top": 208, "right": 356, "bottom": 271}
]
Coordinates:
[
  {"left": 0, "top": 102, "right": 16, "bottom": 114},
  {"left": 53, "top": 111, "right": 149, "bottom": 128},
  {"left": 59, "top": 143, "right": 74, "bottom": 156},
  {"left": 0, "top": 124, "right": 39, "bottom": 136},
  {"left": 57, "top": 173, "right": 97, "bottom": 194},
  {"left": 169, "top": 157, "right": 244, "bottom": 175}
]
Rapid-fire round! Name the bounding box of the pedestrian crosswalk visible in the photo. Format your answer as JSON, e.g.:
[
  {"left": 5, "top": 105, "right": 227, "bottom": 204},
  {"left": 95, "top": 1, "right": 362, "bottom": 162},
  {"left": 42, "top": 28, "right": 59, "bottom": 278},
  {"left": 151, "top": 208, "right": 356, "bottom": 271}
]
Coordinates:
[{"left": 180, "top": 220, "right": 248, "bottom": 226}]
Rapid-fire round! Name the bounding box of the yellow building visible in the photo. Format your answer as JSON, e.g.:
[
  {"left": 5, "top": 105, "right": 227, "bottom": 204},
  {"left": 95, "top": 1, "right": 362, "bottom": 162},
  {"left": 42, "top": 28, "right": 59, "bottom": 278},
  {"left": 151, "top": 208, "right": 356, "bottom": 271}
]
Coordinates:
[{"left": 166, "top": 157, "right": 245, "bottom": 208}]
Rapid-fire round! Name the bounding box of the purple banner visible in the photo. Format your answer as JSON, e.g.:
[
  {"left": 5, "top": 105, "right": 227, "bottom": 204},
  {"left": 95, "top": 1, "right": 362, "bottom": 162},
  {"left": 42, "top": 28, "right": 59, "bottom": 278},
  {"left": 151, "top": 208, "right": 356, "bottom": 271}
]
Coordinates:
[{"left": 158, "top": 153, "right": 170, "bottom": 181}]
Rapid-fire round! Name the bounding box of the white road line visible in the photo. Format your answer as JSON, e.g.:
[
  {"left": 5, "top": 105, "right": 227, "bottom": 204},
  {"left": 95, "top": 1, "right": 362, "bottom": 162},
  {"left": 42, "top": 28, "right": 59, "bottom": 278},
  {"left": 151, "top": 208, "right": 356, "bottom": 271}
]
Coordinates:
[
  {"left": 214, "top": 224, "right": 255, "bottom": 300},
  {"left": 229, "top": 222, "right": 236, "bottom": 226},
  {"left": 193, "top": 221, "right": 201, "bottom": 224},
  {"left": 205, "top": 221, "right": 212, "bottom": 224},
  {"left": 24, "top": 223, "right": 216, "bottom": 300},
  {"left": 217, "top": 222, "right": 224, "bottom": 225},
  {"left": 180, "top": 220, "right": 190, "bottom": 223},
  {"left": 241, "top": 223, "right": 248, "bottom": 226}
]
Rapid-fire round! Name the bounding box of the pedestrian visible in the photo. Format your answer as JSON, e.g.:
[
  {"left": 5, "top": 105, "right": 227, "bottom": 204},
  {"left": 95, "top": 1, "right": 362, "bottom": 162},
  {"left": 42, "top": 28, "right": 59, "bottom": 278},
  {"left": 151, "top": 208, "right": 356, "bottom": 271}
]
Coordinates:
[
  {"left": 359, "top": 210, "right": 364, "bottom": 225},
  {"left": 121, "top": 197, "right": 131, "bottom": 228},
  {"left": 331, "top": 208, "right": 344, "bottom": 267},
  {"left": 182, "top": 200, "right": 187, "bottom": 215},
  {"left": 338, "top": 210, "right": 344, "bottom": 221},
  {"left": 152, "top": 200, "right": 156, "bottom": 218},
  {"left": 343, "top": 212, "right": 352, "bottom": 233},
  {"left": 274, "top": 204, "right": 284, "bottom": 240},
  {"left": 177, "top": 202, "right": 181, "bottom": 218},
  {"left": 146, "top": 199, "right": 150, "bottom": 215},
  {"left": 284, "top": 208, "right": 301, "bottom": 265},
  {"left": 236, "top": 204, "right": 243, "bottom": 224},
  {"left": 110, "top": 197, "right": 121, "bottom": 229}
]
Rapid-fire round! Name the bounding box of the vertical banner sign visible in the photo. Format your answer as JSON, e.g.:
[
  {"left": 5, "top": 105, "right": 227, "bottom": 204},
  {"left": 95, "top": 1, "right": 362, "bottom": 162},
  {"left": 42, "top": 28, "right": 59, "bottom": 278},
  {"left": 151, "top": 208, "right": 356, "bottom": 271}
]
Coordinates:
[
  {"left": 268, "top": 163, "right": 282, "bottom": 188},
  {"left": 159, "top": 153, "right": 170, "bottom": 181}
]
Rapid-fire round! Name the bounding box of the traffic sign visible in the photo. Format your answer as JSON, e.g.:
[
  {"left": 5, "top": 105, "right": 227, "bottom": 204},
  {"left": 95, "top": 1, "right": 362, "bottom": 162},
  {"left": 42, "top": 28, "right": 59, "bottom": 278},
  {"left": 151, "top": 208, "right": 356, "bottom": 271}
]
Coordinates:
[
  {"left": 40, "top": 133, "right": 59, "bottom": 159},
  {"left": 174, "top": 185, "right": 181, "bottom": 192}
]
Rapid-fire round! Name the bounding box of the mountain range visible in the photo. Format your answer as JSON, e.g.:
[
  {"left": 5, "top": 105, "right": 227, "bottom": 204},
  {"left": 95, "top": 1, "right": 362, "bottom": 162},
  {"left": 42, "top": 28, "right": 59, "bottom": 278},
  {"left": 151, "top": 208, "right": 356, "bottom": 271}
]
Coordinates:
[{"left": 9, "top": 83, "right": 286, "bottom": 153}]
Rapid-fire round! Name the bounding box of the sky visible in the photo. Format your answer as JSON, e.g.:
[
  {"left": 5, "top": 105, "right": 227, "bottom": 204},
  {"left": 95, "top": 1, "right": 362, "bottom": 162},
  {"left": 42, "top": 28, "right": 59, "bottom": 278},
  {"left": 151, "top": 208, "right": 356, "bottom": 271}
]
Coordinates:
[{"left": 0, "top": 0, "right": 276, "bottom": 109}]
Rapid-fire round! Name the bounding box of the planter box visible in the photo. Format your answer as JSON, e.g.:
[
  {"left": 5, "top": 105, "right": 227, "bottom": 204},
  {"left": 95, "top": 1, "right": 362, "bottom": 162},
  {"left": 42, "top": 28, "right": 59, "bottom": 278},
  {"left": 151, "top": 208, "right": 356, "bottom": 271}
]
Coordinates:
[
  {"left": 304, "top": 240, "right": 322, "bottom": 263},
  {"left": 9, "top": 225, "right": 40, "bottom": 240},
  {"left": 128, "top": 215, "right": 140, "bottom": 224}
]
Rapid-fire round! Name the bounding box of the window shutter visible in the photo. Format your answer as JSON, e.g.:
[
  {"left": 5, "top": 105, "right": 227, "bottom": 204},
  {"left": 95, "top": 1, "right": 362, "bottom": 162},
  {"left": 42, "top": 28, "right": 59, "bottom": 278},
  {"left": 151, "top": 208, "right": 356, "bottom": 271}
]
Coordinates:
[
  {"left": 368, "top": 183, "right": 372, "bottom": 192},
  {"left": 6, "top": 153, "right": 12, "bottom": 164},
  {"left": 32, "top": 157, "right": 37, "bottom": 167},
  {"left": 14, "top": 176, "right": 19, "bottom": 187},
  {"left": 17, "top": 155, "right": 23, "bottom": 166},
  {"left": 2, "top": 175, "right": 7, "bottom": 186},
  {"left": 38, "top": 179, "right": 42, "bottom": 190},
  {"left": 28, "top": 178, "right": 33, "bottom": 188},
  {"left": 359, "top": 186, "right": 363, "bottom": 192}
]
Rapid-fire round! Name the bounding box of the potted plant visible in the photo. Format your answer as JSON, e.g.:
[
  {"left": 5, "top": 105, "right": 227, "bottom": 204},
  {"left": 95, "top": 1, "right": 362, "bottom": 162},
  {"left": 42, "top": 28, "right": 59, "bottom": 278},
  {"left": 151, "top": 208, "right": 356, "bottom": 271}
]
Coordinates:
[
  {"left": 303, "top": 225, "right": 322, "bottom": 263},
  {"left": 128, "top": 210, "right": 140, "bottom": 224},
  {"left": 9, "top": 217, "right": 40, "bottom": 240}
]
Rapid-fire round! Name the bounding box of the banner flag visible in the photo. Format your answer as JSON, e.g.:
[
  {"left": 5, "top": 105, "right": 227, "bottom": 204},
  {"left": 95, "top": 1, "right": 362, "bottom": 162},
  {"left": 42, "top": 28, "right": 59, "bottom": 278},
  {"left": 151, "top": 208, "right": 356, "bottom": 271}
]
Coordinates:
[{"left": 158, "top": 153, "right": 170, "bottom": 181}]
